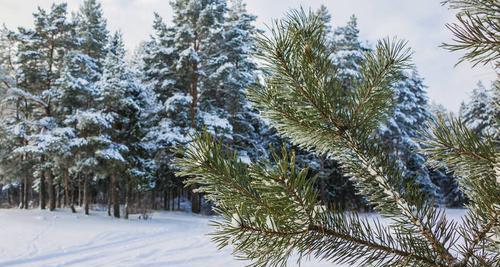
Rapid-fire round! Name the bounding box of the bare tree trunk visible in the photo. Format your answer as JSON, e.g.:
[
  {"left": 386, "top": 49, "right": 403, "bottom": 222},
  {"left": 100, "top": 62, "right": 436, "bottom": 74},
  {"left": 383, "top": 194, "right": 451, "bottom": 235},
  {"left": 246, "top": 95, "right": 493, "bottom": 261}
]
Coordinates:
[
  {"left": 191, "top": 188, "right": 201, "bottom": 214},
  {"left": 46, "top": 172, "right": 56, "bottom": 211},
  {"left": 151, "top": 186, "right": 156, "bottom": 210},
  {"left": 63, "top": 171, "right": 69, "bottom": 208},
  {"left": 107, "top": 179, "right": 112, "bottom": 216},
  {"left": 171, "top": 189, "right": 175, "bottom": 211},
  {"left": 111, "top": 173, "right": 120, "bottom": 218},
  {"left": 22, "top": 175, "right": 31, "bottom": 209},
  {"left": 83, "top": 176, "right": 90, "bottom": 215},
  {"left": 19, "top": 182, "right": 25, "bottom": 209},
  {"left": 78, "top": 178, "right": 83, "bottom": 207},
  {"left": 7, "top": 188, "right": 12, "bottom": 206},
  {"left": 22, "top": 176, "right": 30, "bottom": 209},
  {"left": 167, "top": 191, "right": 170, "bottom": 210},
  {"left": 40, "top": 173, "right": 46, "bottom": 210},
  {"left": 124, "top": 177, "right": 131, "bottom": 219},
  {"left": 56, "top": 183, "right": 62, "bottom": 208},
  {"left": 177, "top": 188, "right": 181, "bottom": 210}
]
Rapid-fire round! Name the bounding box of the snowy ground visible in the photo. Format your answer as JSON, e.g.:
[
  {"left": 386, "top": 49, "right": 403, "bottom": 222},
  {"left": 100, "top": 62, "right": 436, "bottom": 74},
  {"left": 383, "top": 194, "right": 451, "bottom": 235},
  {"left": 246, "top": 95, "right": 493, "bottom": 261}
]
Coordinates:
[{"left": 0, "top": 209, "right": 466, "bottom": 267}]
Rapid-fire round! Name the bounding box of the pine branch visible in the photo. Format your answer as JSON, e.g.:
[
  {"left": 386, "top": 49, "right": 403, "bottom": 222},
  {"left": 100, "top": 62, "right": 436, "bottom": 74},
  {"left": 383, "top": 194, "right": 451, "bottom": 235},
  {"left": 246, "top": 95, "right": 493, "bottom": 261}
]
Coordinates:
[
  {"left": 251, "top": 11, "right": 458, "bottom": 265},
  {"left": 176, "top": 132, "right": 448, "bottom": 266},
  {"left": 441, "top": 0, "right": 500, "bottom": 66}
]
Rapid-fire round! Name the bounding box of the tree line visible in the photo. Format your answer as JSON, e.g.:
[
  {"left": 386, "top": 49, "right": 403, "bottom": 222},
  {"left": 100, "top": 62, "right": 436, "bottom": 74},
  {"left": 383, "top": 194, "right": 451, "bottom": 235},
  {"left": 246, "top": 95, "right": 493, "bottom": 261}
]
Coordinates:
[{"left": 0, "top": 0, "right": 494, "bottom": 217}]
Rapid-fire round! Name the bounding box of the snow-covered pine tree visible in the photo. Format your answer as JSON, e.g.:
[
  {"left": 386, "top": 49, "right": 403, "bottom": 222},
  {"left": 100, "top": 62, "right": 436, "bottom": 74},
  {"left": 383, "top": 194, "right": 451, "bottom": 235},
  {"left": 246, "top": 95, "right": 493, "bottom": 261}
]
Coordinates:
[
  {"left": 177, "top": 8, "right": 499, "bottom": 266},
  {"left": 75, "top": 0, "right": 109, "bottom": 71},
  {"left": 58, "top": 0, "right": 110, "bottom": 214},
  {"left": 98, "top": 32, "right": 151, "bottom": 218},
  {"left": 9, "top": 3, "right": 75, "bottom": 211},
  {"left": 221, "top": 0, "right": 265, "bottom": 162},
  {"left": 377, "top": 70, "right": 439, "bottom": 199},
  {"left": 141, "top": 13, "right": 188, "bottom": 211},
  {"left": 0, "top": 25, "right": 34, "bottom": 208},
  {"left": 144, "top": 0, "right": 235, "bottom": 213},
  {"left": 427, "top": 102, "right": 465, "bottom": 207},
  {"left": 460, "top": 81, "right": 497, "bottom": 137},
  {"left": 331, "top": 15, "right": 368, "bottom": 90}
]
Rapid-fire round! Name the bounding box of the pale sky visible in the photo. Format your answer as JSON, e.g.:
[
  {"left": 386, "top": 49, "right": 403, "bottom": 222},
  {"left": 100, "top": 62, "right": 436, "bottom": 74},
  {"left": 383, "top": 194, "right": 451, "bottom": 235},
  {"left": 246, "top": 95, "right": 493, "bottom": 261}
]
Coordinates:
[{"left": 0, "top": 0, "right": 497, "bottom": 112}]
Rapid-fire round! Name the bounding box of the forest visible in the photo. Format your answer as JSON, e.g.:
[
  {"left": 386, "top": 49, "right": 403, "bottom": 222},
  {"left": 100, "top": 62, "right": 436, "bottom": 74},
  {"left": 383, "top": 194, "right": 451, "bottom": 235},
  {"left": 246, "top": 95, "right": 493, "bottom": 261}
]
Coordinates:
[{"left": 0, "top": 0, "right": 498, "bottom": 266}]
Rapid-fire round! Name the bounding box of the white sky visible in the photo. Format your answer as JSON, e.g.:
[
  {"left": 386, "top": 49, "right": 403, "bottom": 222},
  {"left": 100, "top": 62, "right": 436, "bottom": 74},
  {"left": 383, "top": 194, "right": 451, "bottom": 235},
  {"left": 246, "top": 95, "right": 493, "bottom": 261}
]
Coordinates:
[{"left": 0, "top": 0, "right": 497, "bottom": 112}]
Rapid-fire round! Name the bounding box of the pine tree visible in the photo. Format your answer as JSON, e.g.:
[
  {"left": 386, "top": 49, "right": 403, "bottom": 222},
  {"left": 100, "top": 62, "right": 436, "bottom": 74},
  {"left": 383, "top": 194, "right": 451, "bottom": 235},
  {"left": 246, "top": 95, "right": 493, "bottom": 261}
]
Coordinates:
[
  {"left": 98, "top": 32, "right": 151, "bottom": 218},
  {"left": 221, "top": 0, "right": 265, "bottom": 162},
  {"left": 460, "top": 81, "right": 497, "bottom": 137},
  {"left": 428, "top": 102, "right": 466, "bottom": 207},
  {"left": 145, "top": 0, "right": 235, "bottom": 213},
  {"left": 177, "top": 9, "right": 499, "bottom": 266},
  {"left": 49, "top": 0, "right": 110, "bottom": 215},
  {"left": 378, "top": 70, "right": 439, "bottom": 199},
  {"left": 9, "top": 3, "right": 76, "bottom": 211},
  {"left": 332, "top": 15, "right": 368, "bottom": 89},
  {"left": 75, "top": 0, "right": 109, "bottom": 71}
]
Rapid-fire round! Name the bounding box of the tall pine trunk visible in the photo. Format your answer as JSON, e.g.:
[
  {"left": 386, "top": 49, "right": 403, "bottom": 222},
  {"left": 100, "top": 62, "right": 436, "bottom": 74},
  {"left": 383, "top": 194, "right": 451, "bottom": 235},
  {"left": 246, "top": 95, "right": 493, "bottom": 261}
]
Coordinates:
[
  {"left": 40, "top": 173, "right": 46, "bottom": 210},
  {"left": 191, "top": 188, "right": 201, "bottom": 214},
  {"left": 124, "top": 177, "right": 131, "bottom": 219},
  {"left": 47, "top": 171, "right": 56, "bottom": 211},
  {"left": 23, "top": 175, "right": 30, "bottom": 209},
  {"left": 177, "top": 188, "right": 181, "bottom": 210},
  {"left": 83, "top": 176, "right": 90, "bottom": 215},
  {"left": 19, "top": 182, "right": 25, "bottom": 209},
  {"left": 111, "top": 173, "right": 120, "bottom": 218}
]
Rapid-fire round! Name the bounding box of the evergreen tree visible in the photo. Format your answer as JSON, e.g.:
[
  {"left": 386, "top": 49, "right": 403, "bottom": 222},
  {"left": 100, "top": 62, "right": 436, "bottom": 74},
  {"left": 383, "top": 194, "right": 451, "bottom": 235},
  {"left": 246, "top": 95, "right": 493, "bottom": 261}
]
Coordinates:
[
  {"left": 9, "top": 3, "right": 75, "bottom": 211},
  {"left": 98, "top": 32, "right": 151, "bottom": 218},
  {"left": 332, "top": 15, "right": 368, "bottom": 89},
  {"left": 378, "top": 70, "right": 439, "bottom": 199},
  {"left": 428, "top": 102, "right": 465, "bottom": 207},
  {"left": 460, "top": 81, "right": 497, "bottom": 137},
  {"left": 222, "top": 0, "right": 265, "bottom": 162},
  {"left": 75, "top": 0, "right": 109, "bottom": 71}
]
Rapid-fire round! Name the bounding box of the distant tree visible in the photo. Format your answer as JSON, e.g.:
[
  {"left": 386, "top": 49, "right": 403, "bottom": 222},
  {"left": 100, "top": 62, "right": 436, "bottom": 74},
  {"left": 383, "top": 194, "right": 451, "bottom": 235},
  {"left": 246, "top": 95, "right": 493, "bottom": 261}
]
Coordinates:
[{"left": 460, "top": 81, "right": 497, "bottom": 137}]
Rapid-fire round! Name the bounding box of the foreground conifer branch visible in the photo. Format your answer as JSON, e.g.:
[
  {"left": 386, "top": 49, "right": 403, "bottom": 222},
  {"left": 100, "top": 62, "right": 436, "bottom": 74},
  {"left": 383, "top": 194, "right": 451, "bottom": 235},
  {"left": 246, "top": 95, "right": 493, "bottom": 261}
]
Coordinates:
[{"left": 176, "top": 9, "right": 499, "bottom": 267}]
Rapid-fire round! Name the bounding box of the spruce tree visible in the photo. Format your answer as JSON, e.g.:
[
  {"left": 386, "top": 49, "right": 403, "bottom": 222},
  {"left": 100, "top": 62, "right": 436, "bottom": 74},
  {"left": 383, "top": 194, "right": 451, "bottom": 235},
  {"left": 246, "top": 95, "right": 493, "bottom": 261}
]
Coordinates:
[{"left": 176, "top": 8, "right": 499, "bottom": 266}]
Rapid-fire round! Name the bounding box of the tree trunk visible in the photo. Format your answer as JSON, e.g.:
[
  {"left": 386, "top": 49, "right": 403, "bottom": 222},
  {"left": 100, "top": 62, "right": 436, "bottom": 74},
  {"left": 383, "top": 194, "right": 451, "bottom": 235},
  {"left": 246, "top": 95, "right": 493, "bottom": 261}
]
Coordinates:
[
  {"left": 7, "top": 188, "right": 12, "bottom": 206},
  {"left": 151, "top": 187, "right": 156, "bottom": 210},
  {"left": 40, "top": 174, "right": 46, "bottom": 210},
  {"left": 170, "top": 191, "right": 175, "bottom": 210},
  {"left": 63, "top": 171, "right": 69, "bottom": 208},
  {"left": 24, "top": 175, "right": 31, "bottom": 209},
  {"left": 19, "top": 182, "right": 25, "bottom": 209},
  {"left": 56, "top": 183, "right": 62, "bottom": 208},
  {"left": 107, "top": 180, "right": 112, "bottom": 216},
  {"left": 124, "top": 177, "right": 131, "bottom": 219},
  {"left": 189, "top": 63, "right": 199, "bottom": 129},
  {"left": 111, "top": 173, "right": 120, "bottom": 218},
  {"left": 46, "top": 172, "right": 56, "bottom": 211},
  {"left": 191, "top": 189, "right": 201, "bottom": 214},
  {"left": 177, "top": 188, "right": 181, "bottom": 210},
  {"left": 78, "top": 178, "right": 83, "bottom": 207},
  {"left": 163, "top": 189, "right": 168, "bottom": 211},
  {"left": 83, "top": 176, "right": 90, "bottom": 215}
]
